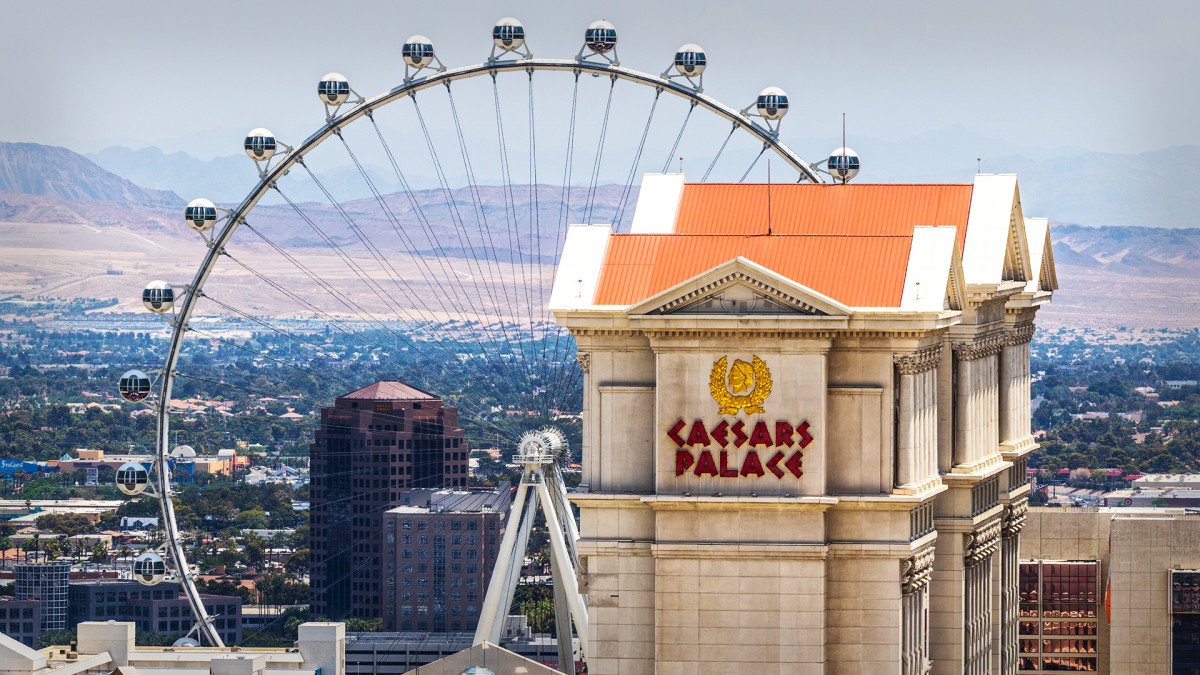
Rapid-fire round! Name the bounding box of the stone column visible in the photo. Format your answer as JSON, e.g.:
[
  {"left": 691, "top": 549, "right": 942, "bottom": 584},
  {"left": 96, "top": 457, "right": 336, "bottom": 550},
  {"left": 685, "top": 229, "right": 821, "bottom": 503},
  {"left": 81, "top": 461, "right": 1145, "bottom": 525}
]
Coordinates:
[
  {"left": 895, "top": 345, "right": 942, "bottom": 490},
  {"left": 999, "top": 324, "right": 1036, "bottom": 450},
  {"left": 577, "top": 352, "right": 593, "bottom": 490},
  {"left": 901, "top": 546, "right": 936, "bottom": 675},
  {"left": 952, "top": 336, "right": 1005, "bottom": 468},
  {"left": 997, "top": 496, "right": 1028, "bottom": 675}
]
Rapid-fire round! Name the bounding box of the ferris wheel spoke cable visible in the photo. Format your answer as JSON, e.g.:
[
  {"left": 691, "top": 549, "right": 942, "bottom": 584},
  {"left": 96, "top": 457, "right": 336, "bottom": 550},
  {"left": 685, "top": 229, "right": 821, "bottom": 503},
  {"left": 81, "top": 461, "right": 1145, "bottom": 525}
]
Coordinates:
[
  {"left": 333, "top": 134, "right": 482, "bottom": 327},
  {"left": 661, "top": 100, "right": 698, "bottom": 175},
  {"left": 702, "top": 124, "right": 738, "bottom": 182},
  {"left": 267, "top": 184, "right": 436, "bottom": 330},
  {"left": 365, "top": 114, "right": 508, "bottom": 332},
  {"left": 739, "top": 145, "right": 769, "bottom": 183},
  {"left": 526, "top": 74, "right": 554, "bottom": 413},
  {"left": 478, "top": 79, "right": 538, "bottom": 393},
  {"left": 613, "top": 88, "right": 662, "bottom": 231},
  {"left": 362, "top": 119, "right": 547, "bottom": 399},
  {"left": 443, "top": 84, "right": 524, "bottom": 335},
  {"left": 408, "top": 95, "right": 536, "bottom": 393},
  {"left": 290, "top": 161, "right": 459, "bottom": 332},
  {"left": 217, "top": 246, "right": 527, "bottom": 424},
  {"left": 261, "top": 183, "right": 528, "bottom": 396},
  {"left": 408, "top": 95, "right": 513, "bottom": 327},
  {"left": 541, "top": 76, "right": 583, "bottom": 414},
  {"left": 582, "top": 77, "right": 617, "bottom": 228}
]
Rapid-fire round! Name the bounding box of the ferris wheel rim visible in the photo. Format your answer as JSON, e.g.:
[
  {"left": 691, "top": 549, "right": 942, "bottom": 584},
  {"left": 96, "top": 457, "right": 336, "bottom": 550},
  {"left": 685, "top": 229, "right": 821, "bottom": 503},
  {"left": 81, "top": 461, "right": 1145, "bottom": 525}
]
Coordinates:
[{"left": 151, "top": 55, "right": 823, "bottom": 648}]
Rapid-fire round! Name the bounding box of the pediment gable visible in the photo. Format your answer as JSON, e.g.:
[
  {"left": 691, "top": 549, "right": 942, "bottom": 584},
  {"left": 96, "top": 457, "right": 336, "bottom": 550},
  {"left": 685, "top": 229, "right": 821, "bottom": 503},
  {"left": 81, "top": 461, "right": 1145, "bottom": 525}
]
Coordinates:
[
  {"left": 964, "top": 174, "right": 1033, "bottom": 286},
  {"left": 627, "top": 257, "right": 851, "bottom": 317}
]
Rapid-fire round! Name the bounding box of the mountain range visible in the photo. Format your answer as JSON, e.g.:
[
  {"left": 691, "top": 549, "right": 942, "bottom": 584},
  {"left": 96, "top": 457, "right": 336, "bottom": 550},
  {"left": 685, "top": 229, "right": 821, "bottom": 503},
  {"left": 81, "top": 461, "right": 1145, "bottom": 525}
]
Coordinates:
[{"left": 81, "top": 127, "right": 1200, "bottom": 230}]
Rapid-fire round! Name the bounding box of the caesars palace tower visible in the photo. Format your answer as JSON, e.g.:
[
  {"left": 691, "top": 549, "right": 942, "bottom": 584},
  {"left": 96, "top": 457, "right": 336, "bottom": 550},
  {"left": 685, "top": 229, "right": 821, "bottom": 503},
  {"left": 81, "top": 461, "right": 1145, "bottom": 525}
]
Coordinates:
[{"left": 549, "top": 173, "right": 1057, "bottom": 674}]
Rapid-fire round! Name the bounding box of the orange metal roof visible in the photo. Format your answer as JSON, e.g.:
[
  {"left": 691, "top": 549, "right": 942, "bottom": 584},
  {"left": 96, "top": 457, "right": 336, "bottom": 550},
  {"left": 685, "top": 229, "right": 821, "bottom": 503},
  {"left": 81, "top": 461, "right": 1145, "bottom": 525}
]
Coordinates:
[
  {"left": 673, "top": 183, "right": 974, "bottom": 249},
  {"left": 593, "top": 234, "right": 913, "bottom": 307}
]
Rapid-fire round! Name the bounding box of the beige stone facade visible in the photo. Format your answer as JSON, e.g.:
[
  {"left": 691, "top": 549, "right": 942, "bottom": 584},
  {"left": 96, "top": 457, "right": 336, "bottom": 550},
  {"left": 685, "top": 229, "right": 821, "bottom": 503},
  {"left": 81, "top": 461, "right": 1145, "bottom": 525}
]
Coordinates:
[{"left": 551, "top": 175, "right": 1056, "bottom": 673}]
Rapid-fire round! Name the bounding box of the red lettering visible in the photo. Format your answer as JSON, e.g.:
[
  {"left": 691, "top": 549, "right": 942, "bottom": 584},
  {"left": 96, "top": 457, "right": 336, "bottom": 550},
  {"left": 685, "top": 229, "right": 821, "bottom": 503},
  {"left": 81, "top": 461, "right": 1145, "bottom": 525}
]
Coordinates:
[
  {"left": 686, "top": 421, "right": 710, "bottom": 446},
  {"left": 710, "top": 420, "right": 729, "bottom": 447},
  {"left": 740, "top": 451, "right": 765, "bottom": 477},
  {"left": 785, "top": 451, "right": 804, "bottom": 478},
  {"left": 749, "top": 421, "right": 773, "bottom": 447},
  {"left": 775, "top": 421, "right": 794, "bottom": 447},
  {"left": 796, "top": 421, "right": 813, "bottom": 448},
  {"left": 675, "top": 449, "right": 695, "bottom": 476},
  {"left": 766, "top": 451, "right": 786, "bottom": 478},
  {"left": 731, "top": 421, "right": 748, "bottom": 448},
  {"left": 694, "top": 450, "right": 719, "bottom": 477},
  {"left": 667, "top": 420, "right": 687, "bottom": 447},
  {"left": 719, "top": 451, "right": 739, "bottom": 477}
]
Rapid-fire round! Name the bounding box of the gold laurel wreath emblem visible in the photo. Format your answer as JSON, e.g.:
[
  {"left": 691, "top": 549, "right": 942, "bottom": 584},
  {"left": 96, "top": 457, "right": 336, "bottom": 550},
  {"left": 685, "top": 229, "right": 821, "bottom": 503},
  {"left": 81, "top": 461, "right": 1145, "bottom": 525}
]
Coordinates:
[{"left": 709, "top": 355, "right": 772, "bottom": 415}]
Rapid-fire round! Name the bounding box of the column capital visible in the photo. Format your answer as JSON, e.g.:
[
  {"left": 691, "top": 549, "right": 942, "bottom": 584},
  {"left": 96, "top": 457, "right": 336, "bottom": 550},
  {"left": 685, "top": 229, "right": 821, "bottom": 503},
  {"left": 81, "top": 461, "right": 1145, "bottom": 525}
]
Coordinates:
[
  {"left": 901, "top": 545, "right": 936, "bottom": 594},
  {"left": 1004, "top": 323, "right": 1037, "bottom": 347},
  {"left": 963, "top": 519, "right": 1002, "bottom": 565},
  {"left": 894, "top": 344, "right": 943, "bottom": 375},
  {"left": 952, "top": 334, "right": 1006, "bottom": 361},
  {"left": 577, "top": 352, "right": 591, "bottom": 374},
  {"left": 1002, "top": 495, "right": 1029, "bottom": 537}
]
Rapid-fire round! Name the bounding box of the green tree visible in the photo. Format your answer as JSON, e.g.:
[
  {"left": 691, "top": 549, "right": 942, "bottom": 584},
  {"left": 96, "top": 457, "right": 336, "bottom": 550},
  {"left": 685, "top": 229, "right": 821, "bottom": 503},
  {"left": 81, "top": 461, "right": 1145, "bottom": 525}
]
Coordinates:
[{"left": 36, "top": 628, "right": 75, "bottom": 648}]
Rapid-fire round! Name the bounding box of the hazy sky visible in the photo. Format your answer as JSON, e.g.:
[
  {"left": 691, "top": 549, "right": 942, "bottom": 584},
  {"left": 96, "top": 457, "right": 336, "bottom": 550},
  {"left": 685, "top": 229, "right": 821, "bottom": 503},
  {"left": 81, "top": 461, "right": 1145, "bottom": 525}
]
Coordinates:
[{"left": 2, "top": 0, "right": 1195, "bottom": 158}]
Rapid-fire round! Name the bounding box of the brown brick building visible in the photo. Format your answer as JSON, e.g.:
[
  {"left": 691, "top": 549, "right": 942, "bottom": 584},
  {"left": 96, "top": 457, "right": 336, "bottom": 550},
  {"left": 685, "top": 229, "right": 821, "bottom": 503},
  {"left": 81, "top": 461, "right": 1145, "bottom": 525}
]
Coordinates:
[
  {"left": 380, "top": 488, "right": 511, "bottom": 632},
  {"left": 309, "top": 381, "right": 470, "bottom": 621}
]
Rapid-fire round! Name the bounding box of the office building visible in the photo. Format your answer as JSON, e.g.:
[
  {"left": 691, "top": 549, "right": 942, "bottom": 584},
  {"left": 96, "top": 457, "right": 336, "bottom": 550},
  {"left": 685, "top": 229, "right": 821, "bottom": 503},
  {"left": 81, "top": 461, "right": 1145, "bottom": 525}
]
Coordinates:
[
  {"left": 1021, "top": 506, "right": 1200, "bottom": 674},
  {"left": 0, "top": 598, "right": 41, "bottom": 647},
  {"left": 14, "top": 562, "right": 69, "bottom": 631},
  {"left": 67, "top": 579, "right": 242, "bottom": 645},
  {"left": 380, "top": 487, "right": 511, "bottom": 632},
  {"left": 309, "top": 381, "right": 470, "bottom": 622}
]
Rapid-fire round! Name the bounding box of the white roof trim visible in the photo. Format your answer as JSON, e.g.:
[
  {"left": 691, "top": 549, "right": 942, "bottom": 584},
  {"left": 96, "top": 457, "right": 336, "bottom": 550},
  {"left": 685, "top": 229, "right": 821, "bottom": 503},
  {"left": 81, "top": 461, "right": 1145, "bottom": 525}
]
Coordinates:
[
  {"left": 1023, "top": 217, "right": 1058, "bottom": 292},
  {"left": 626, "top": 256, "right": 853, "bottom": 317},
  {"left": 962, "top": 174, "right": 1032, "bottom": 286},
  {"left": 548, "top": 224, "right": 612, "bottom": 311},
  {"left": 628, "top": 173, "right": 686, "bottom": 234},
  {"left": 900, "top": 226, "right": 964, "bottom": 312}
]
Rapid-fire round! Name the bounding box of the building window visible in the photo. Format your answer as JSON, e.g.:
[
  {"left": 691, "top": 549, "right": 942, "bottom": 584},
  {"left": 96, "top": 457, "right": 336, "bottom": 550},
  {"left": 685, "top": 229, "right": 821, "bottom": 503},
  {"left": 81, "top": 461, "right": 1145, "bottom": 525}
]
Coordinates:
[{"left": 1018, "top": 560, "right": 1099, "bottom": 673}]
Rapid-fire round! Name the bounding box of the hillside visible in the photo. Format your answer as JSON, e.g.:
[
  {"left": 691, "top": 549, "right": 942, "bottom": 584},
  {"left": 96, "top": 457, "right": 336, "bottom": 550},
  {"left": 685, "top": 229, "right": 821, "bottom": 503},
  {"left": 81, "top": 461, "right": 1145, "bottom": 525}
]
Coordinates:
[{"left": 0, "top": 142, "right": 182, "bottom": 206}]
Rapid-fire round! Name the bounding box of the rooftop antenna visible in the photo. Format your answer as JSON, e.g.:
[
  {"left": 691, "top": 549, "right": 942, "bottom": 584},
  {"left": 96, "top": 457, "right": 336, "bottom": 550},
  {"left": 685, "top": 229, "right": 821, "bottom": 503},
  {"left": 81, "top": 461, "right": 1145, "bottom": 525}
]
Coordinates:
[
  {"left": 679, "top": 156, "right": 683, "bottom": 173},
  {"left": 767, "top": 158, "right": 773, "bottom": 235},
  {"left": 977, "top": 157, "right": 982, "bottom": 174},
  {"left": 841, "top": 113, "right": 847, "bottom": 185}
]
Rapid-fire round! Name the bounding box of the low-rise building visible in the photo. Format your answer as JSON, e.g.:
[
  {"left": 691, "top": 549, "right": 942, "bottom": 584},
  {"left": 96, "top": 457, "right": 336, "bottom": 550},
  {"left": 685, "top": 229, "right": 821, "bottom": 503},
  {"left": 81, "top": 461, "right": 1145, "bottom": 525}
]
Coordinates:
[
  {"left": 1022, "top": 506, "right": 1200, "bottom": 673},
  {"left": 0, "top": 597, "right": 40, "bottom": 647},
  {"left": 0, "top": 620, "right": 345, "bottom": 675},
  {"left": 379, "top": 487, "right": 511, "bottom": 632},
  {"left": 67, "top": 579, "right": 243, "bottom": 645}
]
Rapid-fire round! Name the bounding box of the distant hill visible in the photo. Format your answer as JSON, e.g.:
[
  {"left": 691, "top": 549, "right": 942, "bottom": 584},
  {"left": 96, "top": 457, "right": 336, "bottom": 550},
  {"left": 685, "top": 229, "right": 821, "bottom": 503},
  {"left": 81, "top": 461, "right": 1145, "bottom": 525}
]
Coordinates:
[
  {"left": 1051, "top": 223, "right": 1200, "bottom": 278},
  {"left": 0, "top": 142, "right": 182, "bottom": 206}
]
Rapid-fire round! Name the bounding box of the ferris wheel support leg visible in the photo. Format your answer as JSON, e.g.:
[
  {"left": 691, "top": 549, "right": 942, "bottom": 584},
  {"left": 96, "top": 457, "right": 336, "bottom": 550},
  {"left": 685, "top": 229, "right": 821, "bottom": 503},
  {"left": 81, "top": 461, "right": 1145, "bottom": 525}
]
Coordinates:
[
  {"left": 549, "top": 547, "right": 577, "bottom": 674},
  {"left": 500, "top": 489, "right": 539, "bottom": 634},
  {"left": 475, "top": 482, "right": 532, "bottom": 645},
  {"left": 554, "top": 477, "right": 580, "bottom": 555},
  {"left": 535, "top": 479, "right": 590, "bottom": 660}
]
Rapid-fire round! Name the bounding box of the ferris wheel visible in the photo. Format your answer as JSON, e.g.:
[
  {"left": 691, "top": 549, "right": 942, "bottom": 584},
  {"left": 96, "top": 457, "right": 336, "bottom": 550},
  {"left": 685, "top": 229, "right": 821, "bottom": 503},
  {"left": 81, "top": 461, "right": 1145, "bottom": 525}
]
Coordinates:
[{"left": 113, "top": 17, "right": 863, "bottom": 650}]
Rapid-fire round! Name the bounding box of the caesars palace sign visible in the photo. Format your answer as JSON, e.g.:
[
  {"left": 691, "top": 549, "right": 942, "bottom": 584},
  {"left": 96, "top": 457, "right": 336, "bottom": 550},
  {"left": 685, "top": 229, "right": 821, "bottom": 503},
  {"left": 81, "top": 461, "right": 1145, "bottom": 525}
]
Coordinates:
[{"left": 668, "top": 356, "right": 812, "bottom": 480}]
